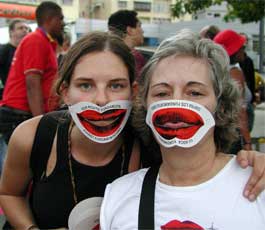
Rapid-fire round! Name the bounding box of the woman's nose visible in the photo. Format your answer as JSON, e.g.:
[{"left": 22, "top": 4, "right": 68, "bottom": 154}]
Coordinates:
[
  {"left": 93, "top": 90, "right": 109, "bottom": 106},
  {"left": 172, "top": 90, "right": 182, "bottom": 100}
]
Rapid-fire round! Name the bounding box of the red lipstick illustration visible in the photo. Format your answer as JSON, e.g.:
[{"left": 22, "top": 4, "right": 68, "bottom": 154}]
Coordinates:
[
  {"left": 161, "top": 220, "right": 204, "bottom": 230},
  {"left": 77, "top": 109, "right": 126, "bottom": 137},
  {"left": 92, "top": 224, "right": 100, "bottom": 230},
  {"left": 153, "top": 108, "right": 204, "bottom": 140}
]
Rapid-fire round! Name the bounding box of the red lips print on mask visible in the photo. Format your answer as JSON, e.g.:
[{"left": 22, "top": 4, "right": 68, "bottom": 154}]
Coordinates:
[
  {"left": 146, "top": 100, "right": 215, "bottom": 148},
  {"left": 69, "top": 100, "right": 132, "bottom": 143},
  {"left": 77, "top": 109, "right": 126, "bottom": 137},
  {"left": 153, "top": 108, "right": 204, "bottom": 140}
]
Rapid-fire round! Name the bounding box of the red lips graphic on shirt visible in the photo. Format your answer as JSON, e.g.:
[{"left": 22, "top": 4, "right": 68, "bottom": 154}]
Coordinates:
[
  {"left": 92, "top": 224, "right": 100, "bottom": 230},
  {"left": 153, "top": 108, "right": 204, "bottom": 140},
  {"left": 161, "top": 220, "right": 203, "bottom": 230},
  {"left": 77, "top": 109, "right": 126, "bottom": 137}
]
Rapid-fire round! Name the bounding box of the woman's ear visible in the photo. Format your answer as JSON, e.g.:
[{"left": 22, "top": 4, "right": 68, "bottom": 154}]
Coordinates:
[{"left": 132, "top": 81, "right": 139, "bottom": 100}]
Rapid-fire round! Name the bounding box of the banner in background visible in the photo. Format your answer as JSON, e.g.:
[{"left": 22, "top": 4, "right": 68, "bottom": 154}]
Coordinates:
[{"left": 0, "top": 2, "right": 36, "bottom": 20}]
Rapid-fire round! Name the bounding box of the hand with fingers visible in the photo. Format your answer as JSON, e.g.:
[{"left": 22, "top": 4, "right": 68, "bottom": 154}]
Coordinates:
[{"left": 236, "top": 150, "right": 265, "bottom": 201}]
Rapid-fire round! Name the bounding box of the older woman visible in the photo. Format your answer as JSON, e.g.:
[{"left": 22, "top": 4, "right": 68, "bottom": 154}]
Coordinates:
[{"left": 100, "top": 30, "right": 265, "bottom": 229}]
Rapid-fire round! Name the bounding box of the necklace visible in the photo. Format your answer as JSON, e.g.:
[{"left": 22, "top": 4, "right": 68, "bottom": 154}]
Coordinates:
[{"left": 67, "top": 121, "right": 126, "bottom": 205}]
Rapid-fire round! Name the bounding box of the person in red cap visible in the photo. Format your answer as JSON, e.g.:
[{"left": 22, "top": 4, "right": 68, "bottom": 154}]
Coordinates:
[{"left": 214, "top": 29, "right": 252, "bottom": 154}]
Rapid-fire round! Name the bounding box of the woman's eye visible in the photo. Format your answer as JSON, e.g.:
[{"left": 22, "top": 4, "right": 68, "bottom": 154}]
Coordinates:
[
  {"left": 189, "top": 91, "right": 203, "bottom": 97},
  {"left": 155, "top": 92, "right": 169, "bottom": 98},
  {"left": 110, "top": 83, "right": 124, "bottom": 90},
  {"left": 80, "top": 83, "right": 92, "bottom": 91}
]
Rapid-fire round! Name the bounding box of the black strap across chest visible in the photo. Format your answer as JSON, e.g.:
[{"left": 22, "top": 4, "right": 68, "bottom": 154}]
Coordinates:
[
  {"left": 138, "top": 165, "right": 160, "bottom": 230},
  {"left": 30, "top": 111, "right": 65, "bottom": 181}
]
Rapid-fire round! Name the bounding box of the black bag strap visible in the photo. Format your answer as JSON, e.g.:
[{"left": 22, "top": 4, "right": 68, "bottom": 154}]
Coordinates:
[
  {"left": 138, "top": 164, "right": 160, "bottom": 230},
  {"left": 30, "top": 111, "right": 64, "bottom": 181}
]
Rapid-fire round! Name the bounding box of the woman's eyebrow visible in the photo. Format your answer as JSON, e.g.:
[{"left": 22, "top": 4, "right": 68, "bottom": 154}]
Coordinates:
[
  {"left": 186, "top": 81, "right": 207, "bottom": 87},
  {"left": 109, "top": 78, "right": 129, "bottom": 82},
  {"left": 150, "top": 82, "right": 170, "bottom": 89},
  {"left": 73, "top": 77, "right": 93, "bottom": 81}
]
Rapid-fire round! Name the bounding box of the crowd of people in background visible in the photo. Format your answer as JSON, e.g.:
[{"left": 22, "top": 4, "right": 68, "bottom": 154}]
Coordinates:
[
  {"left": 0, "top": 19, "right": 30, "bottom": 173},
  {"left": 0, "top": 1, "right": 264, "bottom": 229}
]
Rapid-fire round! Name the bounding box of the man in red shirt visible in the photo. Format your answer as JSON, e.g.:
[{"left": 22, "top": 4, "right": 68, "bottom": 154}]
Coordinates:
[{"left": 0, "top": 1, "right": 64, "bottom": 143}]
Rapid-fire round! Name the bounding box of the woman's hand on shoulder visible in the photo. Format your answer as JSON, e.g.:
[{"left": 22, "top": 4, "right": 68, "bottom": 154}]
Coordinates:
[{"left": 236, "top": 150, "right": 265, "bottom": 201}]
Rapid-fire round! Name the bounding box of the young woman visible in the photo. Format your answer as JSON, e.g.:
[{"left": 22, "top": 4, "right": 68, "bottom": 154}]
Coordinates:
[
  {"left": 100, "top": 30, "right": 265, "bottom": 229},
  {"left": 0, "top": 32, "right": 140, "bottom": 229},
  {"left": 0, "top": 31, "right": 264, "bottom": 230}
]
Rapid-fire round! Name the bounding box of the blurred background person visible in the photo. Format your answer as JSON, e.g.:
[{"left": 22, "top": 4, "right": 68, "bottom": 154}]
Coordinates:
[
  {"left": 239, "top": 33, "right": 256, "bottom": 104},
  {"left": 238, "top": 33, "right": 256, "bottom": 132},
  {"left": 57, "top": 31, "right": 72, "bottom": 67},
  {"left": 214, "top": 29, "right": 252, "bottom": 153},
  {"left": 0, "top": 19, "right": 29, "bottom": 174},
  {"left": 0, "top": 1, "right": 64, "bottom": 145},
  {"left": 108, "top": 10, "right": 145, "bottom": 80},
  {"left": 255, "top": 71, "right": 265, "bottom": 103},
  {"left": 200, "top": 24, "right": 220, "bottom": 40},
  {"left": 0, "top": 19, "right": 29, "bottom": 99}
]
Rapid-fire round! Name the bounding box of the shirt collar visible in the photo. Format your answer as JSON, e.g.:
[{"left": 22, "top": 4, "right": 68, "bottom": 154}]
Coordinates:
[
  {"left": 38, "top": 27, "right": 56, "bottom": 43},
  {"left": 37, "top": 27, "right": 57, "bottom": 50}
]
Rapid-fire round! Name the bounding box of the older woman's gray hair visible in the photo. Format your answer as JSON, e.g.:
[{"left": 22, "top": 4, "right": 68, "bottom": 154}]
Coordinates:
[{"left": 132, "top": 29, "right": 241, "bottom": 153}]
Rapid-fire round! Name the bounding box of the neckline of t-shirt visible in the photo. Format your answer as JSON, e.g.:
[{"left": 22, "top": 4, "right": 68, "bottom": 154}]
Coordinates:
[{"left": 156, "top": 156, "right": 236, "bottom": 193}]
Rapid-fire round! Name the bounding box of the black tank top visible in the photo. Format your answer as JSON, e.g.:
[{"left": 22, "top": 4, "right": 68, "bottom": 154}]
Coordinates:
[{"left": 29, "top": 111, "right": 133, "bottom": 228}]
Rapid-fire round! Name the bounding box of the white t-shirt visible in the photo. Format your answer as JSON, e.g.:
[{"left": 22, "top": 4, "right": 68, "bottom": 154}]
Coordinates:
[{"left": 100, "top": 157, "right": 265, "bottom": 230}]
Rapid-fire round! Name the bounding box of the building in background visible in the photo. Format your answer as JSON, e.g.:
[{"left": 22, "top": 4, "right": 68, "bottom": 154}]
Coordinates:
[
  {"left": 0, "top": 0, "right": 261, "bottom": 68},
  {"left": 59, "top": 0, "right": 191, "bottom": 23},
  {"left": 112, "top": 0, "right": 191, "bottom": 23},
  {"left": 0, "top": 0, "right": 191, "bottom": 23},
  {"left": 193, "top": 1, "right": 227, "bottom": 20}
]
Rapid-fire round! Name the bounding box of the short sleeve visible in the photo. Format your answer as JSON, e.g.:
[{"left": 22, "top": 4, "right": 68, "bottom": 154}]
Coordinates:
[{"left": 22, "top": 37, "right": 47, "bottom": 75}]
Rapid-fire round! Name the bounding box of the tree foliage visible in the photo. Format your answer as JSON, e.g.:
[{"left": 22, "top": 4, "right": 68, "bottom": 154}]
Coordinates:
[{"left": 171, "top": 0, "right": 265, "bottom": 23}]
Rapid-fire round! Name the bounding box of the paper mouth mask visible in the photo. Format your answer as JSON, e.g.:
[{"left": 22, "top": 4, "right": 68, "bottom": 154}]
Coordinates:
[
  {"left": 146, "top": 100, "right": 215, "bottom": 148},
  {"left": 69, "top": 100, "right": 132, "bottom": 143}
]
